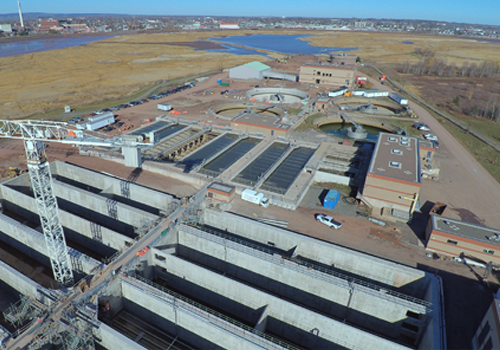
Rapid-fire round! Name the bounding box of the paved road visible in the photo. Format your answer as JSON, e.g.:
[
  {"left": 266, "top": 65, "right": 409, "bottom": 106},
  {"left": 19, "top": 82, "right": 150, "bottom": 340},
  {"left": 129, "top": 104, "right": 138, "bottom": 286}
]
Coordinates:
[{"left": 368, "top": 76, "right": 500, "bottom": 228}]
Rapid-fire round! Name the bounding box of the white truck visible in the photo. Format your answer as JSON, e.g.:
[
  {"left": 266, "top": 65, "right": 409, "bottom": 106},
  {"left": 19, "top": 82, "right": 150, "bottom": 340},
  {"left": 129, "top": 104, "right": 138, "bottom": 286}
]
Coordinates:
[
  {"left": 241, "top": 189, "right": 269, "bottom": 208},
  {"left": 157, "top": 103, "right": 172, "bottom": 111}
]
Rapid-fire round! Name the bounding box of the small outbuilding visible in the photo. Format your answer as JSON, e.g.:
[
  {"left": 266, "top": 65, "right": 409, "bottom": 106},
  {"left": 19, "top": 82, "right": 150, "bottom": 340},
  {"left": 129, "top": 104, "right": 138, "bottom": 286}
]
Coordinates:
[
  {"left": 207, "top": 182, "right": 236, "bottom": 203},
  {"left": 229, "top": 61, "right": 271, "bottom": 80}
]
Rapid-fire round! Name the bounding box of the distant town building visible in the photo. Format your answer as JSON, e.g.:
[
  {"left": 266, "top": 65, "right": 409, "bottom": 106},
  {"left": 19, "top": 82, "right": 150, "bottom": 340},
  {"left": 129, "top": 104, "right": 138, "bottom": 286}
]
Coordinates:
[
  {"left": 66, "top": 23, "right": 90, "bottom": 33},
  {"left": 359, "top": 133, "right": 421, "bottom": 218},
  {"left": 38, "top": 18, "right": 60, "bottom": 33},
  {"left": 220, "top": 22, "right": 239, "bottom": 29},
  {"left": 299, "top": 63, "right": 356, "bottom": 88},
  {"left": 0, "top": 23, "right": 13, "bottom": 33}
]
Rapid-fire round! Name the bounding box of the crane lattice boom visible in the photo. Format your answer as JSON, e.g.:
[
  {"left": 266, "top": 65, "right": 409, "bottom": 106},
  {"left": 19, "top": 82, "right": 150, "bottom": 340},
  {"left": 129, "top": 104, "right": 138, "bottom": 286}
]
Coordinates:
[{"left": 0, "top": 119, "right": 153, "bottom": 286}]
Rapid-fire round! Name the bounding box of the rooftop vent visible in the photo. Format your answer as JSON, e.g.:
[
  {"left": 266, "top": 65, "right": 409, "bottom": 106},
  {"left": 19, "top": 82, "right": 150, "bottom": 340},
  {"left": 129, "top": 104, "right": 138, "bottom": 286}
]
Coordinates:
[
  {"left": 389, "top": 161, "right": 401, "bottom": 168},
  {"left": 401, "top": 136, "right": 409, "bottom": 141},
  {"left": 401, "top": 141, "right": 410, "bottom": 146},
  {"left": 392, "top": 149, "right": 402, "bottom": 155},
  {"left": 388, "top": 137, "right": 398, "bottom": 142}
]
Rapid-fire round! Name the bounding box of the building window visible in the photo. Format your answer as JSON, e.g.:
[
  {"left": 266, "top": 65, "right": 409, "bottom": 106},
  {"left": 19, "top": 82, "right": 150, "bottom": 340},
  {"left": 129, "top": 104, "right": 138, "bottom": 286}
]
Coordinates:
[
  {"left": 391, "top": 149, "right": 403, "bottom": 155},
  {"left": 484, "top": 249, "right": 495, "bottom": 255},
  {"left": 446, "top": 239, "right": 458, "bottom": 245},
  {"left": 345, "top": 79, "right": 350, "bottom": 85},
  {"left": 389, "top": 161, "right": 401, "bottom": 168},
  {"left": 317, "top": 71, "right": 321, "bottom": 76},
  {"left": 478, "top": 322, "right": 490, "bottom": 346}
]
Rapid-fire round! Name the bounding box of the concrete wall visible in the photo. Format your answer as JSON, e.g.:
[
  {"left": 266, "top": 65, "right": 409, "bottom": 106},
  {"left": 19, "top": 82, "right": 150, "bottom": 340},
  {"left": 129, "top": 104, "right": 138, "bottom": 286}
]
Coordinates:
[
  {"left": 201, "top": 210, "right": 429, "bottom": 291},
  {"left": 175, "top": 227, "right": 426, "bottom": 338},
  {"left": 52, "top": 161, "right": 178, "bottom": 211},
  {"left": 98, "top": 322, "right": 146, "bottom": 350},
  {"left": 314, "top": 170, "right": 352, "bottom": 185},
  {"left": 151, "top": 250, "right": 411, "bottom": 350},
  {"left": 0, "top": 213, "right": 100, "bottom": 275},
  {"left": 120, "top": 278, "right": 288, "bottom": 350},
  {"left": 52, "top": 180, "right": 158, "bottom": 228},
  {"left": 0, "top": 184, "right": 132, "bottom": 252},
  {"left": 0, "top": 260, "right": 41, "bottom": 300}
]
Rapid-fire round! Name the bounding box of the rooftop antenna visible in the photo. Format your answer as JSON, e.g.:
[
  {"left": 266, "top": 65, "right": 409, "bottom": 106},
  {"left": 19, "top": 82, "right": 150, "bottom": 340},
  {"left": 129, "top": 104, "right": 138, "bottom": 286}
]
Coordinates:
[{"left": 18, "top": 0, "right": 25, "bottom": 29}]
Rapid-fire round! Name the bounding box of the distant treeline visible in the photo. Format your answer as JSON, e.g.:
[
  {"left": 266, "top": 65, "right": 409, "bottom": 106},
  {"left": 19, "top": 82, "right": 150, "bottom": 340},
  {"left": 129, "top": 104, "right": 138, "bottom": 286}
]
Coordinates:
[{"left": 398, "top": 49, "right": 500, "bottom": 78}]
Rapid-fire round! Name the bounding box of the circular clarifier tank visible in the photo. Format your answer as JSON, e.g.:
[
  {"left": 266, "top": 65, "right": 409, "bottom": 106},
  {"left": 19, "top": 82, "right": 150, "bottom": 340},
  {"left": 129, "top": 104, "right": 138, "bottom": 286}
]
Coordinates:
[{"left": 246, "top": 88, "right": 309, "bottom": 103}]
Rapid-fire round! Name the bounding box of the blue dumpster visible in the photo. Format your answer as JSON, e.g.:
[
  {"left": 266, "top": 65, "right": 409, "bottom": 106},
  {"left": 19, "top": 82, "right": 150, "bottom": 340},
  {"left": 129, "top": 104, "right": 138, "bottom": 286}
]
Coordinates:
[{"left": 323, "top": 190, "right": 340, "bottom": 210}]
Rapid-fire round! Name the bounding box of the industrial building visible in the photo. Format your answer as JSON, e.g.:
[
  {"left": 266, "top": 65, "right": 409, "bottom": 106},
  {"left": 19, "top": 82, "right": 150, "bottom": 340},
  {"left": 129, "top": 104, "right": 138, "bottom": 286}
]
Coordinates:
[
  {"left": 299, "top": 63, "right": 356, "bottom": 88},
  {"left": 359, "top": 133, "right": 421, "bottom": 219},
  {"left": 97, "top": 209, "right": 444, "bottom": 350},
  {"left": 425, "top": 215, "right": 500, "bottom": 265},
  {"left": 230, "top": 61, "right": 298, "bottom": 82},
  {"left": 472, "top": 289, "right": 500, "bottom": 350},
  {"left": 231, "top": 113, "right": 292, "bottom": 137},
  {"left": 219, "top": 22, "right": 240, "bottom": 29}
]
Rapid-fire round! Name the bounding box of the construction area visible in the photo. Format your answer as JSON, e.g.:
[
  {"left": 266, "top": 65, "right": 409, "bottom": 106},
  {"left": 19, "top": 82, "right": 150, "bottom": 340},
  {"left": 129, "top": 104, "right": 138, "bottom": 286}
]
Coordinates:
[
  {"left": 97, "top": 210, "right": 444, "bottom": 350},
  {"left": 3, "top": 59, "right": 487, "bottom": 350}
]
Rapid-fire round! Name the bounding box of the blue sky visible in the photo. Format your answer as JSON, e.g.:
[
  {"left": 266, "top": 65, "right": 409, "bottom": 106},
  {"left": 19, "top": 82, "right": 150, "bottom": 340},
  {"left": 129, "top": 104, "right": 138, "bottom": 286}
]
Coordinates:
[{"left": 2, "top": 0, "right": 499, "bottom": 26}]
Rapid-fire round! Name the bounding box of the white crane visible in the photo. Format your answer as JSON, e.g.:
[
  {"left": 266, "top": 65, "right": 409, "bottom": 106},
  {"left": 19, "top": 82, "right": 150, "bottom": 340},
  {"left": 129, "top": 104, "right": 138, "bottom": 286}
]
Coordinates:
[{"left": 0, "top": 120, "right": 152, "bottom": 286}]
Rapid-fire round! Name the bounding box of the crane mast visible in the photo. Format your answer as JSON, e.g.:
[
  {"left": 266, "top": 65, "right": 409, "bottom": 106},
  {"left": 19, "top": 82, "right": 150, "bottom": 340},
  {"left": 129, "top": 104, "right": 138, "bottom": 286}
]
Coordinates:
[
  {"left": 24, "top": 139, "right": 74, "bottom": 286},
  {"left": 0, "top": 119, "right": 152, "bottom": 287}
]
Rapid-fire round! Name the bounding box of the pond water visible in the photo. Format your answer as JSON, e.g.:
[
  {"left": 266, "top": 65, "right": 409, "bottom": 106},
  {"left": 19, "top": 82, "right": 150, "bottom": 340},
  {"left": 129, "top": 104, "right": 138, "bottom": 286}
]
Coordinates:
[
  {"left": 208, "top": 34, "right": 358, "bottom": 55},
  {"left": 0, "top": 35, "right": 115, "bottom": 58}
]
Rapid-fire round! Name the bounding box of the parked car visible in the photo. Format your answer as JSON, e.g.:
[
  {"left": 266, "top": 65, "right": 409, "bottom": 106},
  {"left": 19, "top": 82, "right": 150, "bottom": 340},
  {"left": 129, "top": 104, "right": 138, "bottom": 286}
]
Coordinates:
[
  {"left": 116, "top": 122, "right": 124, "bottom": 128},
  {"left": 141, "top": 99, "right": 149, "bottom": 103},
  {"left": 424, "top": 133, "right": 438, "bottom": 141},
  {"left": 315, "top": 214, "right": 342, "bottom": 230},
  {"left": 431, "top": 140, "right": 440, "bottom": 149},
  {"left": 101, "top": 108, "right": 112, "bottom": 112},
  {"left": 110, "top": 106, "right": 120, "bottom": 111},
  {"left": 103, "top": 126, "right": 115, "bottom": 132}
]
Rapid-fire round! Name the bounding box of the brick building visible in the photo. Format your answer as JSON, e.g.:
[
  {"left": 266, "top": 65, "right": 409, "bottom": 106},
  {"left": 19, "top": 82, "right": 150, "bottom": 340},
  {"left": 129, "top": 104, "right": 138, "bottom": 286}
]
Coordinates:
[
  {"left": 359, "top": 133, "right": 421, "bottom": 217},
  {"left": 425, "top": 215, "right": 500, "bottom": 265}
]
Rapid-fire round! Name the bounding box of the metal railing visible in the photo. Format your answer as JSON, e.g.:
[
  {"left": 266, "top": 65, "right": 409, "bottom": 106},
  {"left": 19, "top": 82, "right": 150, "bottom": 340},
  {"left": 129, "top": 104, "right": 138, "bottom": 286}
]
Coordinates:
[
  {"left": 187, "top": 225, "right": 433, "bottom": 313},
  {"left": 126, "top": 273, "right": 301, "bottom": 350}
]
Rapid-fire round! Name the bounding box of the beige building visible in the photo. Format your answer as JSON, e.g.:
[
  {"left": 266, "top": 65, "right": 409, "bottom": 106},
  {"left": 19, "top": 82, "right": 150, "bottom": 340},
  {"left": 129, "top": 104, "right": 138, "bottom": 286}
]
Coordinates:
[
  {"left": 359, "top": 133, "right": 421, "bottom": 218},
  {"left": 425, "top": 215, "right": 500, "bottom": 265},
  {"left": 299, "top": 63, "right": 356, "bottom": 88},
  {"left": 472, "top": 289, "right": 500, "bottom": 350}
]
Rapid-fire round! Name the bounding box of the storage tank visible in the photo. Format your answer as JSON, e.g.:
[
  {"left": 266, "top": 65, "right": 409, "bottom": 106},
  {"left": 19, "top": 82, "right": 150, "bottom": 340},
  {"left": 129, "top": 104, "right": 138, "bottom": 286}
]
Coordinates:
[{"left": 323, "top": 190, "right": 340, "bottom": 209}]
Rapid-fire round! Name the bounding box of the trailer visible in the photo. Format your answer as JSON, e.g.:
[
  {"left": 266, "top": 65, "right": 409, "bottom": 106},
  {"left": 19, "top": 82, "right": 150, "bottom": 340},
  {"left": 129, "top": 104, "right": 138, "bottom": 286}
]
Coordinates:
[
  {"left": 77, "top": 112, "right": 114, "bottom": 131},
  {"left": 157, "top": 103, "right": 172, "bottom": 111},
  {"left": 328, "top": 87, "right": 348, "bottom": 97},
  {"left": 241, "top": 189, "right": 269, "bottom": 208},
  {"left": 389, "top": 92, "right": 408, "bottom": 105}
]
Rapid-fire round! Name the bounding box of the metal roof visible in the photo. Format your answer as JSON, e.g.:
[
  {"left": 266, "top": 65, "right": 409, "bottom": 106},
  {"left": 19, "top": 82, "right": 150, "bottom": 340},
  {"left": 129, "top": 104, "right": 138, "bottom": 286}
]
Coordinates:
[{"left": 244, "top": 61, "right": 271, "bottom": 72}]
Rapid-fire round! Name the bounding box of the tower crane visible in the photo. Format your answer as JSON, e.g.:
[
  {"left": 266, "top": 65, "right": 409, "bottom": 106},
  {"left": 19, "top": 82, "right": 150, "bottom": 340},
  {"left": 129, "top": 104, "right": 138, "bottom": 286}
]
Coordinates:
[{"left": 0, "top": 120, "right": 153, "bottom": 287}]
